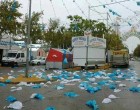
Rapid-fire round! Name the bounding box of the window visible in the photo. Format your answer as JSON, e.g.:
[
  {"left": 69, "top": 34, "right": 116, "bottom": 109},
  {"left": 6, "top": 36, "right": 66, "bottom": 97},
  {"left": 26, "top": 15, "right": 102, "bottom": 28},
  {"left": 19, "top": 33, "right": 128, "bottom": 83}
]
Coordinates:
[
  {"left": 21, "top": 53, "right": 24, "bottom": 57},
  {"left": 7, "top": 53, "right": 17, "bottom": 57},
  {"left": 16, "top": 53, "right": 20, "bottom": 58}
]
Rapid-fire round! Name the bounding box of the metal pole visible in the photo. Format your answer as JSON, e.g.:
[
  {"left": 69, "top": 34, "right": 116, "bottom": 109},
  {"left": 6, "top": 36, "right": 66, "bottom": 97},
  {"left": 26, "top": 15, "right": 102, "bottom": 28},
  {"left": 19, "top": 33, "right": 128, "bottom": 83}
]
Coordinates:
[
  {"left": 25, "top": 0, "right": 32, "bottom": 77},
  {"left": 107, "top": 12, "right": 109, "bottom": 30}
]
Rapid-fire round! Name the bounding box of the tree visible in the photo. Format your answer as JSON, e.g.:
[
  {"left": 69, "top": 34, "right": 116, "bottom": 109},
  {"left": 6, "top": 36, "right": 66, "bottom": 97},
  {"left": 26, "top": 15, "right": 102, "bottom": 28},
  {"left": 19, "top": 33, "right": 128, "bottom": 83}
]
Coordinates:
[
  {"left": 134, "top": 45, "right": 140, "bottom": 57},
  {"left": 44, "top": 19, "right": 61, "bottom": 48},
  {"left": 0, "top": 0, "right": 22, "bottom": 39},
  {"left": 20, "top": 11, "right": 44, "bottom": 43},
  {"left": 105, "top": 31, "right": 124, "bottom": 50},
  {"left": 67, "top": 15, "right": 107, "bottom": 37}
]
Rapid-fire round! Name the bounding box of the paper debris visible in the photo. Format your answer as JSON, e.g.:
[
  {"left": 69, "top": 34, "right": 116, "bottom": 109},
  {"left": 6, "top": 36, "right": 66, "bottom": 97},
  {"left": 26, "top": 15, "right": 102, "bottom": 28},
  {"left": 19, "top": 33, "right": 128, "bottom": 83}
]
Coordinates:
[
  {"left": 17, "top": 82, "right": 27, "bottom": 86},
  {"left": 108, "top": 94, "right": 119, "bottom": 99},
  {"left": 6, "top": 96, "right": 17, "bottom": 102},
  {"left": 119, "top": 84, "right": 126, "bottom": 87},
  {"left": 64, "top": 92, "right": 79, "bottom": 98},
  {"left": 86, "top": 100, "right": 99, "bottom": 110},
  {"left": 0, "top": 77, "right": 4, "bottom": 80},
  {"left": 30, "top": 93, "right": 45, "bottom": 100},
  {"left": 45, "top": 106, "right": 56, "bottom": 110},
  {"left": 102, "top": 98, "right": 111, "bottom": 104},
  {"left": 137, "top": 84, "right": 140, "bottom": 87},
  {"left": 114, "top": 89, "right": 121, "bottom": 93},
  {"left": 7, "top": 101, "right": 23, "bottom": 109}
]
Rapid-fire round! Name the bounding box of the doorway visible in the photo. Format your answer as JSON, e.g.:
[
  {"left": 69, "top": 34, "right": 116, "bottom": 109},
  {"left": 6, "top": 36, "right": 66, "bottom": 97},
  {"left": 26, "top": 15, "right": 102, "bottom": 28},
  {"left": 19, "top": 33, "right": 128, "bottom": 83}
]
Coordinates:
[{"left": 0, "top": 49, "right": 3, "bottom": 63}]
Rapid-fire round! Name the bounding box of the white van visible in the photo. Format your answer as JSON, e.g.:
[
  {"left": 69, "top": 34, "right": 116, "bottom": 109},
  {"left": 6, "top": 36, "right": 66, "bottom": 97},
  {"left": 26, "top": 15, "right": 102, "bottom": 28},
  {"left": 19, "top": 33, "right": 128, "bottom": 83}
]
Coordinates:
[{"left": 1, "top": 49, "right": 27, "bottom": 66}]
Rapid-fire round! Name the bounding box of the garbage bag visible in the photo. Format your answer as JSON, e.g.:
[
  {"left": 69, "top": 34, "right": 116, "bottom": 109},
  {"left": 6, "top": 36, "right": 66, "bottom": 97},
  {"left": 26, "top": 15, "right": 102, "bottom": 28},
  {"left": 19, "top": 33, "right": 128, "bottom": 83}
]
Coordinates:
[
  {"left": 45, "top": 106, "right": 56, "bottom": 110},
  {"left": 0, "top": 83, "right": 6, "bottom": 86},
  {"left": 86, "top": 100, "right": 99, "bottom": 110},
  {"left": 6, "top": 96, "right": 17, "bottom": 102},
  {"left": 129, "top": 87, "right": 140, "bottom": 92},
  {"left": 7, "top": 101, "right": 23, "bottom": 109},
  {"left": 30, "top": 93, "right": 45, "bottom": 100},
  {"left": 64, "top": 92, "right": 79, "bottom": 98}
]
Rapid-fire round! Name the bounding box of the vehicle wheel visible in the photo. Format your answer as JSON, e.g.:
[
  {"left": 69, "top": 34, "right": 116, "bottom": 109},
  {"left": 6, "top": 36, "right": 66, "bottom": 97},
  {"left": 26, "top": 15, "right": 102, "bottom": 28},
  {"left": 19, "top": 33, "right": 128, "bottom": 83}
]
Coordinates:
[
  {"left": 125, "top": 64, "right": 129, "bottom": 68},
  {"left": 1, "top": 63, "right": 4, "bottom": 66},
  {"left": 81, "top": 66, "right": 85, "bottom": 69},
  {"left": 37, "top": 62, "right": 40, "bottom": 65},
  {"left": 95, "top": 65, "right": 98, "bottom": 69}
]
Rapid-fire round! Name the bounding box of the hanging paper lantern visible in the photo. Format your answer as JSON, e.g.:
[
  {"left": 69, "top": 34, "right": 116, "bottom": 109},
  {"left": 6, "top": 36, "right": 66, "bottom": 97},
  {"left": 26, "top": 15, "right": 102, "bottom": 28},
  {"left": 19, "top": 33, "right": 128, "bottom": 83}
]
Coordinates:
[
  {"left": 137, "top": 2, "right": 140, "bottom": 6},
  {"left": 103, "top": 5, "right": 106, "bottom": 8},
  {"left": 109, "top": 9, "right": 112, "bottom": 12},
  {"left": 11, "top": 0, "right": 17, "bottom": 12},
  {"left": 112, "top": 11, "right": 116, "bottom": 15},
  {"left": 74, "top": 24, "right": 78, "bottom": 31},
  {"left": 128, "top": 22, "right": 132, "bottom": 26}
]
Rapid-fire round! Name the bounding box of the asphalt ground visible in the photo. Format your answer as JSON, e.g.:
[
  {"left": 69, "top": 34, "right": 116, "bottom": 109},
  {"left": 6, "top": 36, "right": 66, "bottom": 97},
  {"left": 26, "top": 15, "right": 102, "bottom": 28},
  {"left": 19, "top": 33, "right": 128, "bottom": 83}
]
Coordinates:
[{"left": 0, "top": 61, "right": 140, "bottom": 110}]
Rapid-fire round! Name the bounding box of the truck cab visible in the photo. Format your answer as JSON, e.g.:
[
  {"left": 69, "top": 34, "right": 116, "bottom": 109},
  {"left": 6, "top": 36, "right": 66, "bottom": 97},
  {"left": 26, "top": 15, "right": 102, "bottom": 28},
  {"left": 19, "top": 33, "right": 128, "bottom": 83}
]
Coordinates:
[{"left": 1, "top": 50, "right": 26, "bottom": 66}]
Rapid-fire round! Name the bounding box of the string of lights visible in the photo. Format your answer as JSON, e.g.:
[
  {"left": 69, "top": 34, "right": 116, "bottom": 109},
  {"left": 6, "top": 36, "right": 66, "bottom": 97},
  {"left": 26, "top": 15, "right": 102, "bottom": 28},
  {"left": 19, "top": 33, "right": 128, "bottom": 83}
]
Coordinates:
[
  {"left": 91, "top": 0, "right": 130, "bottom": 8},
  {"left": 85, "top": 0, "right": 106, "bottom": 20},
  {"left": 96, "top": 0, "right": 134, "bottom": 26},
  {"left": 62, "top": 0, "right": 70, "bottom": 15},
  {"left": 73, "top": 0, "right": 88, "bottom": 18}
]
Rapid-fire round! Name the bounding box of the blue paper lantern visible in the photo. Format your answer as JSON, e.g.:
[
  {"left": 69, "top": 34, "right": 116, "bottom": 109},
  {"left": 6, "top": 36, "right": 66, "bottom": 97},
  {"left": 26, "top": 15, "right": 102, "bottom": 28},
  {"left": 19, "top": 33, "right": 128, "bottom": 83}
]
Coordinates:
[
  {"left": 109, "top": 9, "right": 112, "bottom": 12},
  {"left": 128, "top": 22, "right": 132, "bottom": 26},
  {"left": 103, "top": 5, "right": 106, "bottom": 8},
  {"left": 137, "top": 2, "right": 140, "bottom": 6}
]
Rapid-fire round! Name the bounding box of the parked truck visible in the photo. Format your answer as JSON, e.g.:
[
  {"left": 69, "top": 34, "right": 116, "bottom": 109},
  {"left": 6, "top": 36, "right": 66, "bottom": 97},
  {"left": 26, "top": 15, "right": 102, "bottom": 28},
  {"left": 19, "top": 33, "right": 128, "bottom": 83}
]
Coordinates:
[
  {"left": 72, "top": 36, "right": 106, "bottom": 69},
  {"left": 110, "top": 49, "right": 129, "bottom": 67},
  {"left": 1, "top": 49, "right": 27, "bottom": 66}
]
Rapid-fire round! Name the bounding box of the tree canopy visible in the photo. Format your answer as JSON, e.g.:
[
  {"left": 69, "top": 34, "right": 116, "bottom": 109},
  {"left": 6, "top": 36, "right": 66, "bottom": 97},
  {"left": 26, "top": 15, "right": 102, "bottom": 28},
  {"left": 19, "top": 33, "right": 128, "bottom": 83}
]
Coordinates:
[
  {"left": 0, "top": 1, "right": 125, "bottom": 50},
  {"left": 134, "top": 45, "right": 140, "bottom": 57},
  {"left": 0, "top": 0, "right": 22, "bottom": 39}
]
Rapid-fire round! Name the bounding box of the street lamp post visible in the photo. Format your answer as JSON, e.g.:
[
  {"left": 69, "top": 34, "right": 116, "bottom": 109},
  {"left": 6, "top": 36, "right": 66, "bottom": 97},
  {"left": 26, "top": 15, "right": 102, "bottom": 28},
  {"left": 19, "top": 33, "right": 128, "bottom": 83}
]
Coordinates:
[{"left": 25, "top": 0, "right": 32, "bottom": 77}]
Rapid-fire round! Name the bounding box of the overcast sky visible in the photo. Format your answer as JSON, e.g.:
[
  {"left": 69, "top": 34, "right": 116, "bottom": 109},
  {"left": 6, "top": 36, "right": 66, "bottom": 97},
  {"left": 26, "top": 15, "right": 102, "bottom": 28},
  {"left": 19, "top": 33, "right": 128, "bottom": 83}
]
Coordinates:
[{"left": 17, "top": 0, "right": 140, "bottom": 52}]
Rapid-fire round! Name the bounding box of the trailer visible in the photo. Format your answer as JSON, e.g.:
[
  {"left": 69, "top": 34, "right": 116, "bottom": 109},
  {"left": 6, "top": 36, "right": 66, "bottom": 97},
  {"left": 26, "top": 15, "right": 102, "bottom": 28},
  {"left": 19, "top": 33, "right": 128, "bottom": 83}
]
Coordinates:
[
  {"left": 110, "top": 49, "right": 129, "bottom": 67},
  {"left": 72, "top": 36, "right": 106, "bottom": 69},
  {"left": 45, "top": 48, "right": 73, "bottom": 69}
]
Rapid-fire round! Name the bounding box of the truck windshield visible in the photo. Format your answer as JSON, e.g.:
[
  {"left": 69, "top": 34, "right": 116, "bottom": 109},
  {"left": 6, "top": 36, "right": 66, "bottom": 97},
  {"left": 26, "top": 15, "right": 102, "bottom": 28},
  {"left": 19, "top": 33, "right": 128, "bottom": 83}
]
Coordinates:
[{"left": 6, "top": 53, "right": 17, "bottom": 58}]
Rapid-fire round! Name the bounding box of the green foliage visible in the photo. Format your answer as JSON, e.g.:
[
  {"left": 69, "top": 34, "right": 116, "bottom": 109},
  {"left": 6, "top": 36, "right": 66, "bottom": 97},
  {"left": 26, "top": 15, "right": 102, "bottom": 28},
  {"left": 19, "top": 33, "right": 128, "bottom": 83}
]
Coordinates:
[
  {"left": 134, "top": 45, "right": 140, "bottom": 57},
  {"left": 0, "top": 0, "right": 22, "bottom": 38},
  {"left": 105, "top": 31, "right": 124, "bottom": 50},
  {"left": 21, "top": 11, "right": 44, "bottom": 43},
  {"left": 44, "top": 19, "right": 71, "bottom": 48},
  {"left": 67, "top": 15, "right": 107, "bottom": 37}
]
